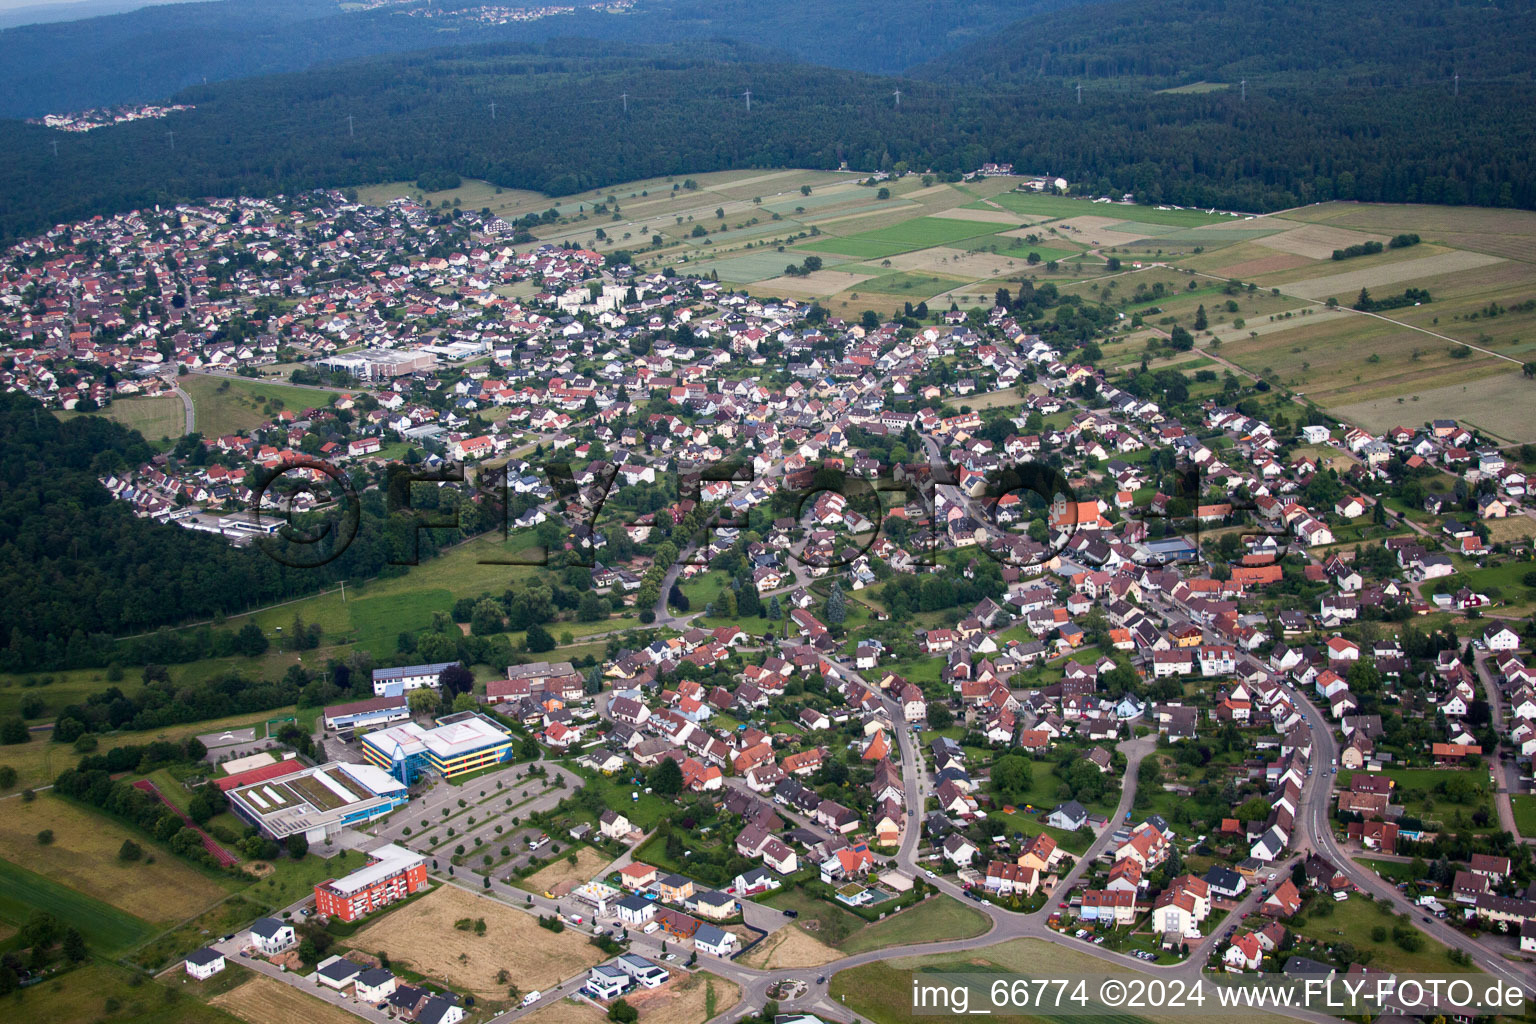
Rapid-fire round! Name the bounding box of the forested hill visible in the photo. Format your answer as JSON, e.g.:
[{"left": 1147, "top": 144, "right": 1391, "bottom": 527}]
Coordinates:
[
  {"left": 0, "top": 0, "right": 1068, "bottom": 118},
  {"left": 914, "top": 0, "right": 1536, "bottom": 88},
  {"left": 0, "top": 392, "right": 471, "bottom": 672},
  {"left": 3, "top": 38, "right": 1536, "bottom": 241}
]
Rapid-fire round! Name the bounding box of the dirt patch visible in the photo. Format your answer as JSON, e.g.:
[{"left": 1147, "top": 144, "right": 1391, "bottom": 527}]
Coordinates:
[
  {"left": 884, "top": 246, "right": 1030, "bottom": 279},
  {"left": 1257, "top": 223, "right": 1391, "bottom": 261},
  {"left": 521, "top": 846, "right": 611, "bottom": 894},
  {"left": 1282, "top": 250, "right": 1504, "bottom": 300},
  {"left": 243, "top": 861, "right": 276, "bottom": 879},
  {"left": 737, "top": 924, "right": 842, "bottom": 969},
  {"left": 625, "top": 971, "right": 741, "bottom": 1024},
  {"left": 521, "top": 999, "right": 608, "bottom": 1024},
  {"left": 1215, "top": 252, "right": 1313, "bottom": 277},
  {"left": 211, "top": 974, "right": 361, "bottom": 1024},
  {"left": 756, "top": 269, "right": 875, "bottom": 297},
  {"left": 348, "top": 883, "right": 605, "bottom": 999}
]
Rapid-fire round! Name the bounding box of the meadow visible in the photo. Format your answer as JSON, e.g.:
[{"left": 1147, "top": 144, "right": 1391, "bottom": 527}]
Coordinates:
[
  {"left": 16, "top": 962, "right": 244, "bottom": 1024},
  {"left": 180, "top": 374, "right": 341, "bottom": 436},
  {"left": 0, "top": 793, "right": 234, "bottom": 923},
  {"left": 58, "top": 395, "right": 185, "bottom": 448},
  {"left": 0, "top": 858, "right": 159, "bottom": 956}
]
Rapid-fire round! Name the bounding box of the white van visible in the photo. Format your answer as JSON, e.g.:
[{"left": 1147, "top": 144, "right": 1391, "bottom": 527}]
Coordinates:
[{"left": 521, "top": 991, "right": 542, "bottom": 1007}]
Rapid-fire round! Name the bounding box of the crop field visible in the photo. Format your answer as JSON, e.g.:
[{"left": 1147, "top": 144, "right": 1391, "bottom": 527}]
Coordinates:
[
  {"left": 756, "top": 268, "right": 876, "bottom": 297},
  {"left": 349, "top": 883, "right": 606, "bottom": 999},
  {"left": 0, "top": 857, "right": 158, "bottom": 956},
  {"left": 181, "top": 374, "right": 340, "bottom": 436},
  {"left": 1256, "top": 222, "right": 1391, "bottom": 260},
  {"left": 1216, "top": 308, "right": 1511, "bottom": 404},
  {"left": 57, "top": 395, "right": 185, "bottom": 447},
  {"left": 1331, "top": 370, "right": 1536, "bottom": 443},
  {"left": 210, "top": 973, "right": 362, "bottom": 1024},
  {"left": 0, "top": 794, "right": 233, "bottom": 923},
  {"left": 1275, "top": 249, "right": 1505, "bottom": 300}
]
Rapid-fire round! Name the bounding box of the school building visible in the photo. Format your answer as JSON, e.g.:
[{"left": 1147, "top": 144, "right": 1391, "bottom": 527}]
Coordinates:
[{"left": 361, "top": 712, "right": 516, "bottom": 784}]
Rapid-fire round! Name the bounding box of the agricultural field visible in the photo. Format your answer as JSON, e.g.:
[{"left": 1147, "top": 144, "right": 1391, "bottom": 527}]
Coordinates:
[
  {"left": 209, "top": 973, "right": 361, "bottom": 1024},
  {"left": 57, "top": 395, "right": 186, "bottom": 448},
  {"left": 0, "top": 858, "right": 158, "bottom": 957},
  {"left": 180, "top": 374, "right": 340, "bottom": 436},
  {"left": 0, "top": 793, "right": 233, "bottom": 923},
  {"left": 347, "top": 883, "right": 605, "bottom": 1000}
]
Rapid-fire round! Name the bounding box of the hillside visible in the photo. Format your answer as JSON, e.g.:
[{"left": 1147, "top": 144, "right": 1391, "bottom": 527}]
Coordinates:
[
  {"left": 914, "top": 0, "right": 1536, "bottom": 88},
  {"left": 4, "top": 36, "right": 1536, "bottom": 241},
  {"left": 0, "top": 0, "right": 1065, "bottom": 118}
]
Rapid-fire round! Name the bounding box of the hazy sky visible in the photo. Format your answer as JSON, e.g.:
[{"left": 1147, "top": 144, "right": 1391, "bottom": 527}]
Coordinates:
[{"left": 0, "top": 0, "right": 199, "bottom": 17}]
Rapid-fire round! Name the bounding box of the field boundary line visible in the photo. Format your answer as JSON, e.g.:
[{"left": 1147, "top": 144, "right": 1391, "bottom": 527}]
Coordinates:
[{"left": 1187, "top": 267, "right": 1524, "bottom": 367}]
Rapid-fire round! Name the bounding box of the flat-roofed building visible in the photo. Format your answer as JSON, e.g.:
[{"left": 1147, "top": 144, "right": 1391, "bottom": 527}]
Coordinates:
[
  {"left": 314, "top": 843, "right": 428, "bottom": 922},
  {"left": 226, "top": 760, "right": 409, "bottom": 842},
  {"left": 361, "top": 712, "right": 515, "bottom": 784}
]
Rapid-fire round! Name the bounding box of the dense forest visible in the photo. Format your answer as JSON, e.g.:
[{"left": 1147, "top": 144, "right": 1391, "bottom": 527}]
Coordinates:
[
  {"left": 0, "top": 392, "right": 487, "bottom": 671},
  {"left": 0, "top": 0, "right": 1060, "bottom": 117},
  {"left": 2, "top": 33, "right": 1534, "bottom": 241},
  {"left": 915, "top": 0, "right": 1536, "bottom": 88}
]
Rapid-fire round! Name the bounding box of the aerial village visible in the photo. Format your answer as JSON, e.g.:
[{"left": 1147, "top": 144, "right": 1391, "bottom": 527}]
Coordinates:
[{"left": 2, "top": 186, "right": 1535, "bottom": 1021}]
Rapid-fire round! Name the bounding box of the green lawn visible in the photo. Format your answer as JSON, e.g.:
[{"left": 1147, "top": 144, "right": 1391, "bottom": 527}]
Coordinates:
[
  {"left": 242, "top": 849, "right": 369, "bottom": 914},
  {"left": 837, "top": 895, "right": 990, "bottom": 954},
  {"left": 1341, "top": 767, "right": 1500, "bottom": 832},
  {"left": 17, "top": 961, "right": 246, "bottom": 1024},
  {"left": 1287, "top": 894, "right": 1471, "bottom": 974},
  {"left": 0, "top": 857, "right": 159, "bottom": 956},
  {"left": 830, "top": 938, "right": 1167, "bottom": 1024},
  {"left": 762, "top": 886, "right": 867, "bottom": 946},
  {"left": 181, "top": 374, "right": 340, "bottom": 437},
  {"left": 1511, "top": 795, "right": 1536, "bottom": 837}
]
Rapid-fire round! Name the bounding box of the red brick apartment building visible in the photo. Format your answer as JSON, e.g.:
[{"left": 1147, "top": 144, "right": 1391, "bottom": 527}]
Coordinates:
[{"left": 314, "top": 843, "right": 427, "bottom": 922}]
